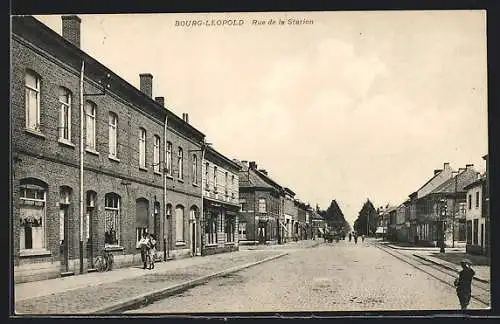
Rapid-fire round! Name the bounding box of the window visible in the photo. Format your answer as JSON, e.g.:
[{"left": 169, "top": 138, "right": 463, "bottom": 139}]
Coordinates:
[
  {"left": 85, "top": 191, "right": 96, "bottom": 241},
  {"left": 468, "top": 194, "right": 472, "bottom": 209},
  {"left": 238, "top": 222, "right": 247, "bottom": 240},
  {"left": 213, "top": 166, "right": 218, "bottom": 192},
  {"left": 473, "top": 219, "right": 478, "bottom": 245},
  {"left": 104, "top": 193, "right": 120, "bottom": 247},
  {"left": 475, "top": 191, "right": 480, "bottom": 208},
  {"left": 25, "top": 71, "right": 41, "bottom": 131},
  {"left": 58, "top": 87, "right": 72, "bottom": 141},
  {"left": 192, "top": 154, "right": 198, "bottom": 184},
  {"left": 136, "top": 198, "right": 149, "bottom": 245},
  {"left": 240, "top": 199, "right": 247, "bottom": 211},
  {"left": 19, "top": 179, "right": 47, "bottom": 250},
  {"left": 153, "top": 135, "right": 160, "bottom": 173},
  {"left": 175, "top": 206, "right": 185, "bottom": 242},
  {"left": 85, "top": 101, "right": 97, "bottom": 150},
  {"left": 258, "top": 198, "right": 266, "bottom": 213},
  {"left": 225, "top": 172, "right": 229, "bottom": 197},
  {"left": 108, "top": 112, "right": 118, "bottom": 157},
  {"left": 205, "top": 212, "right": 217, "bottom": 244},
  {"left": 205, "top": 162, "right": 209, "bottom": 188},
  {"left": 466, "top": 220, "right": 472, "bottom": 244},
  {"left": 166, "top": 142, "right": 172, "bottom": 175},
  {"left": 177, "top": 147, "right": 184, "bottom": 179},
  {"left": 139, "top": 128, "right": 146, "bottom": 168},
  {"left": 225, "top": 216, "right": 236, "bottom": 242}
]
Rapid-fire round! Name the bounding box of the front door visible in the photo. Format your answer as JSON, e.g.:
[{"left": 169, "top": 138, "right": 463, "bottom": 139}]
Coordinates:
[
  {"left": 86, "top": 208, "right": 94, "bottom": 269},
  {"left": 59, "top": 206, "right": 69, "bottom": 273}
]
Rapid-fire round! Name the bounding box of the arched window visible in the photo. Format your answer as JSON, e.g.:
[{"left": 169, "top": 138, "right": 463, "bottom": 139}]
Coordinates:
[
  {"left": 153, "top": 135, "right": 160, "bottom": 173},
  {"left": 177, "top": 147, "right": 184, "bottom": 179},
  {"left": 175, "top": 205, "right": 185, "bottom": 243},
  {"left": 25, "top": 70, "right": 41, "bottom": 131},
  {"left": 85, "top": 101, "right": 97, "bottom": 150},
  {"left": 104, "top": 193, "right": 121, "bottom": 247},
  {"left": 166, "top": 142, "right": 172, "bottom": 176},
  {"left": 58, "top": 87, "right": 72, "bottom": 141},
  {"left": 19, "top": 178, "right": 47, "bottom": 250},
  {"left": 108, "top": 112, "right": 118, "bottom": 158},
  {"left": 136, "top": 198, "right": 149, "bottom": 244},
  {"left": 139, "top": 128, "right": 146, "bottom": 168},
  {"left": 85, "top": 191, "right": 97, "bottom": 241},
  {"left": 192, "top": 154, "right": 198, "bottom": 184}
]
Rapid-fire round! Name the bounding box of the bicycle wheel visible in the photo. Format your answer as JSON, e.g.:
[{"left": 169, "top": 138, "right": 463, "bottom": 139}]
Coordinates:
[{"left": 94, "top": 256, "right": 105, "bottom": 272}]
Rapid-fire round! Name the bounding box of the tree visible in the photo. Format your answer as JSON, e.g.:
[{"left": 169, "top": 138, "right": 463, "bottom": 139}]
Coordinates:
[
  {"left": 353, "top": 199, "right": 378, "bottom": 235},
  {"left": 324, "top": 200, "right": 351, "bottom": 234}
]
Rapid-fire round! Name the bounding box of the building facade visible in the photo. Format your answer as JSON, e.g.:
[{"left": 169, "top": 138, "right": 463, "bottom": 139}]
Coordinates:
[
  {"left": 283, "top": 188, "right": 297, "bottom": 243},
  {"left": 11, "top": 16, "right": 205, "bottom": 283},
  {"left": 201, "top": 147, "right": 241, "bottom": 255}
]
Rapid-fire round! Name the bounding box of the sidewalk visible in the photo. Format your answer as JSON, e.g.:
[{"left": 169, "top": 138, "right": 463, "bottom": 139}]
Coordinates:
[
  {"left": 413, "top": 252, "right": 490, "bottom": 283},
  {"left": 14, "top": 249, "right": 287, "bottom": 314}
]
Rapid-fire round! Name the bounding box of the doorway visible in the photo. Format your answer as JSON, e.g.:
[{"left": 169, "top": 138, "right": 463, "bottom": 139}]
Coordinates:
[
  {"left": 191, "top": 222, "right": 196, "bottom": 256},
  {"left": 59, "top": 205, "right": 69, "bottom": 273}
]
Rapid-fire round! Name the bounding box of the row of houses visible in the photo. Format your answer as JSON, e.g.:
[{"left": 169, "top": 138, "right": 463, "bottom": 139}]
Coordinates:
[
  {"left": 11, "top": 15, "right": 326, "bottom": 283},
  {"left": 377, "top": 155, "right": 489, "bottom": 256}
]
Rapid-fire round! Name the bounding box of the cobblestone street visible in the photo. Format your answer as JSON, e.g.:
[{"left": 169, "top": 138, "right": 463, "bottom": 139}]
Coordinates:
[{"left": 127, "top": 239, "right": 488, "bottom": 313}]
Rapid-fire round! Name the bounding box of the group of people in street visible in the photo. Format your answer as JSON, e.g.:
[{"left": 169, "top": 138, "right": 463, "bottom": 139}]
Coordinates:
[
  {"left": 348, "top": 232, "right": 365, "bottom": 244},
  {"left": 136, "top": 231, "right": 158, "bottom": 270}
]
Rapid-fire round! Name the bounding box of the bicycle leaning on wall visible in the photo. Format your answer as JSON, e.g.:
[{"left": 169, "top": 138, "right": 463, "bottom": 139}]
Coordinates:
[{"left": 94, "top": 250, "right": 114, "bottom": 272}]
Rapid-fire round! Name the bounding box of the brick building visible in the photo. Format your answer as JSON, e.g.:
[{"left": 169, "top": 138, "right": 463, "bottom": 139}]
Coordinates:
[
  {"left": 201, "top": 146, "right": 241, "bottom": 255},
  {"left": 237, "top": 161, "right": 283, "bottom": 245},
  {"left": 11, "top": 15, "right": 205, "bottom": 283},
  {"left": 283, "top": 188, "right": 297, "bottom": 243}
]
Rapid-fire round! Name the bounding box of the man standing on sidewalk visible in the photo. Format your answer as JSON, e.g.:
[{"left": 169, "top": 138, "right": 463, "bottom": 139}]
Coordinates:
[{"left": 454, "top": 259, "right": 475, "bottom": 309}]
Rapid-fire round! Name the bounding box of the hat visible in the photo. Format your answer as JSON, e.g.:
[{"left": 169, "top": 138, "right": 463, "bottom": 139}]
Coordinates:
[{"left": 461, "top": 258, "right": 472, "bottom": 265}]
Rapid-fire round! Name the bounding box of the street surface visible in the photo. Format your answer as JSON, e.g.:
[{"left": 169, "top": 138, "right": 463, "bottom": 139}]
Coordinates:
[{"left": 127, "top": 239, "right": 488, "bottom": 313}]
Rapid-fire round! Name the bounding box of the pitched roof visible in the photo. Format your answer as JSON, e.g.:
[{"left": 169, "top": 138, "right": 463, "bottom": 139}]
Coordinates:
[{"left": 431, "top": 168, "right": 478, "bottom": 194}]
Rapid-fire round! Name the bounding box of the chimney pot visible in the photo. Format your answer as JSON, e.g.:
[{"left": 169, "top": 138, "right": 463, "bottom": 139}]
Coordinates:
[
  {"left": 183, "top": 113, "right": 189, "bottom": 124},
  {"left": 154, "top": 96, "right": 165, "bottom": 107},
  {"left": 443, "top": 162, "right": 450, "bottom": 169},
  {"left": 61, "top": 15, "right": 81, "bottom": 48},
  {"left": 139, "top": 73, "right": 153, "bottom": 98},
  {"left": 249, "top": 161, "right": 257, "bottom": 170}
]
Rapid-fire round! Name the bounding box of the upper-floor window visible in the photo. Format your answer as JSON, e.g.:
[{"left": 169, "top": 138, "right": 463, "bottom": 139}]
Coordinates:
[
  {"left": 153, "top": 135, "right": 160, "bottom": 173},
  {"left": 475, "top": 191, "right": 480, "bottom": 208},
  {"left": 108, "top": 112, "right": 118, "bottom": 157},
  {"left": 205, "top": 162, "right": 209, "bottom": 188},
  {"left": 177, "top": 147, "right": 184, "bottom": 179},
  {"left": 232, "top": 174, "right": 235, "bottom": 186},
  {"left": 192, "top": 154, "right": 198, "bottom": 184},
  {"left": 213, "top": 166, "right": 218, "bottom": 192},
  {"left": 258, "top": 198, "right": 267, "bottom": 213},
  {"left": 166, "top": 142, "right": 172, "bottom": 175},
  {"left": 58, "top": 87, "right": 72, "bottom": 141},
  {"left": 25, "top": 71, "right": 41, "bottom": 131},
  {"left": 468, "top": 194, "right": 472, "bottom": 209},
  {"left": 85, "top": 101, "right": 97, "bottom": 150},
  {"left": 139, "top": 128, "right": 146, "bottom": 168}
]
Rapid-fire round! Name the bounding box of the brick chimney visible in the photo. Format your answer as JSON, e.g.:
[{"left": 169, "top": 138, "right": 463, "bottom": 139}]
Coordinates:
[
  {"left": 249, "top": 161, "right": 257, "bottom": 170},
  {"left": 443, "top": 162, "right": 450, "bottom": 169},
  {"left": 139, "top": 73, "right": 153, "bottom": 98},
  {"left": 182, "top": 113, "right": 189, "bottom": 124},
  {"left": 465, "top": 164, "right": 474, "bottom": 170},
  {"left": 61, "top": 15, "right": 81, "bottom": 48},
  {"left": 154, "top": 96, "right": 164, "bottom": 107}
]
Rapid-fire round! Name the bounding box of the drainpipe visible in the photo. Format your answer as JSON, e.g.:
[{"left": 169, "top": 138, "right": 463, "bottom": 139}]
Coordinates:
[
  {"left": 164, "top": 113, "right": 169, "bottom": 261},
  {"left": 200, "top": 143, "right": 206, "bottom": 256},
  {"left": 79, "top": 60, "right": 85, "bottom": 274}
]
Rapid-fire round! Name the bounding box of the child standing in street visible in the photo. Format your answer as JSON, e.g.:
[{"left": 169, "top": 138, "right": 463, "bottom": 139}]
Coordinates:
[
  {"left": 454, "top": 258, "right": 475, "bottom": 309},
  {"left": 148, "top": 233, "right": 157, "bottom": 270}
]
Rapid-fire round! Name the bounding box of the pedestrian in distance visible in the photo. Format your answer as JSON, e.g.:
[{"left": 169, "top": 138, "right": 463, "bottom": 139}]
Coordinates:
[
  {"left": 349, "top": 232, "right": 352, "bottom": 242},
  {"left": 454, "top": 258, "right": 475, "bottom": 309},
  {"left": 362, "top": 234, "right": 365, "bottom": 242},
  {"left": 354, "top": 233, "right": 358, "bottom": 244}
]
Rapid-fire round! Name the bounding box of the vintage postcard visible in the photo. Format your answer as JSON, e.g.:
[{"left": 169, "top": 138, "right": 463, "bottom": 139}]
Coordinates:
[{"left": 10, "top": 10, "right": 489, "bottom": 315}]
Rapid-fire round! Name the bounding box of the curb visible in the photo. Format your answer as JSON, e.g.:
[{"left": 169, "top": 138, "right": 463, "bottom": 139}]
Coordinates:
[
  {"left": 88, "top": 251, "right": 289, "bottom": 314},
  {"left": 413, "top": 254, "right": 489, "bottom": 284}
]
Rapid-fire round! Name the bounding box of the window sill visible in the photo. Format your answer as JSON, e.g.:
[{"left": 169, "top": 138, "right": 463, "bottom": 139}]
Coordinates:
[
  {"left": 25, "top": 129, "right": 46, "bottom": 139},
  {"left": 85, "top": 148, "right": 99, "bottom": 156},
  {"left": 154, "top": 170, "right": 162, "bottom": 176},
  {"left": 20, "top": 249, "right": 51, "bottom": 257},
  {"left": 192, "top": 183, "right": 199, "bottom": 187},
  {"left": 139, "top": 166, "right": 148, "bottom": 172},
  {"left": 108, "top": 155, "right": 120, "bottom": 162},
  {"left": 166, "top": 174, "right": 174, "bottom": 180},
  {"left": 225, "top": 242, "right": 236, "bottom": 246},
  {"left": 204, "top": 243, "right": 217, "bottom": 247},
  {"left": 104, "top": 245, "right": 124, "bottom": 252},
  {"left": 177, "top": 178, "right": 184, "bottom": 183},
  {"left": 175, "top": 242, "right": 186, "bottom": 246},
  {"left": 58, "top": 138, "right": 75, "bottom": 148}
]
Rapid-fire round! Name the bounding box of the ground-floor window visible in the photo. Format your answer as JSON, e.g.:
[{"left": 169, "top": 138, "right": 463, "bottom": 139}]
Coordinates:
[
  {"left": 136, "top": 227, "right": 148, "bottom": 244},
  {"left": 104, "top": 193, "right": 121, "bottom": 247},
  {"left": 205, "top": 212, "right": 217, "bottom": 244},
  {"left": 473, "top": 219, "right": 479, "bottom": 245},
  {"left": 238, "top": 222, "right": 247, "bottom": 240},
  {"left": 466, "top": 220, "right": 472, "bottom": 244},
  {"left": 19, "top": 180, "right": 47, "bottom": 250},
  {"left": 175, "top": 205, "right": 185, "bottom": 243},
  {"left": 225, "top": 215, "right": 236, "bottom": 242}
]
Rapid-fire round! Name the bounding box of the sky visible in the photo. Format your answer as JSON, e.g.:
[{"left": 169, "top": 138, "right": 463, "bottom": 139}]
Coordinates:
[{"left": 33, "top": 11, "right": 488, "bottom": 227}]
